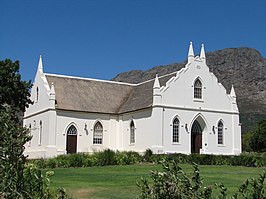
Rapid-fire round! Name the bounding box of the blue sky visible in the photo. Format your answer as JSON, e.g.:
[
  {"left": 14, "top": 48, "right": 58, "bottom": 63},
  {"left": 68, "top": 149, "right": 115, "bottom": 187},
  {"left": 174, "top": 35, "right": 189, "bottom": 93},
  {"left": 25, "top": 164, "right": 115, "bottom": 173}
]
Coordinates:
[{"left": 1, "top": 0, "right": 265, "bottom": 82}]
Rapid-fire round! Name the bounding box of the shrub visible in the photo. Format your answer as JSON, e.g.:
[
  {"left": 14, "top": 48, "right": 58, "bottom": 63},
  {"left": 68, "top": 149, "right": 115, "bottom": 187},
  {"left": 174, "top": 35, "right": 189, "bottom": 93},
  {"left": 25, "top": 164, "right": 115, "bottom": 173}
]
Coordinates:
[
  {"left": 143, "top": 148, "right": 153, "bottom": 162},
  {"left": 96, "top": 149, "right": 117, "bottom": 166},
  {"left": 137, "top": 159, "right": 266, "bottom": 199},
  {"left": 137, "top": 160, "right": 214, "bottom": 198},
  {"left": 115, "top": 151, "right": 142, "bottom": 165},
  {"left": 250, "top": 120, "right": 266, "bottom": 152}
]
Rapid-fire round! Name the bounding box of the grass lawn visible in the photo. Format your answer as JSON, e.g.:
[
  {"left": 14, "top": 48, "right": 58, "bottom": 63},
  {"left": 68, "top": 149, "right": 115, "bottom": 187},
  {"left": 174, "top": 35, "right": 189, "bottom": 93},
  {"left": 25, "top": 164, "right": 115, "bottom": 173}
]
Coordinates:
[{"left": 48, "top": 164, "right": 265, "bottom": 199}]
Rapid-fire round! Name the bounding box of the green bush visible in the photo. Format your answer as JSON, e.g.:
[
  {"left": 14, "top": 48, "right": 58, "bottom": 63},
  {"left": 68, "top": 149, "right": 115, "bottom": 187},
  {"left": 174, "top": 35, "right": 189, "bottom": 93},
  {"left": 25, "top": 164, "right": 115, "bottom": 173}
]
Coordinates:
[
  {"left": 143, "top": 148, "right": 153, "bottom": 162},
  {"left": 115, "top": 151, "right": 142, "bottom": 165},
  {"left": 137, "top": 159, "right": 266, "bottom": 199},
  {"left": 95, "top": 149, "right": 117, "bottom": 166},
  {"left": 29, "top": 149, "right": 266, "bottom": 169}
]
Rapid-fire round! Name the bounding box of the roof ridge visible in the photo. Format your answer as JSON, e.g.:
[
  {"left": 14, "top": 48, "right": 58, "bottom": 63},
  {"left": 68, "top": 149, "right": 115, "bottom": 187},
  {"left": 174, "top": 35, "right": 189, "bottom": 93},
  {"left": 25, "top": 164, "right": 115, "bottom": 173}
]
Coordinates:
[
  {"left": 136, "top": 71, "right": 177, "bottom": 85},
  {"left": 44, "top": 73, "right": 137, "bottom": 86}
]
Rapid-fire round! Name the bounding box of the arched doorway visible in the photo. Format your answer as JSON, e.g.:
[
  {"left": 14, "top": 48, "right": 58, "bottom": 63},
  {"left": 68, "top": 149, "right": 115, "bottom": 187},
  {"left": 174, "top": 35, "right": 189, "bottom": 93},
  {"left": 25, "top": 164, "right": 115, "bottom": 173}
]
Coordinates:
[
  {"left": 191, "top": 117, "right": 205, "bottom": 154},
  {"left": 66, "top": 125, "right": 77, "bottom": 154}
]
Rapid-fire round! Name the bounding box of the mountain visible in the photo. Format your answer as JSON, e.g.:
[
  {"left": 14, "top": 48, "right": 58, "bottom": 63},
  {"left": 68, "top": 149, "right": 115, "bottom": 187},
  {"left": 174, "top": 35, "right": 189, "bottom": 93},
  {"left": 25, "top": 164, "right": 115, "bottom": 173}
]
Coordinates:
[{"left": 112, "top": 47, "right": 266, "bottom": 132}]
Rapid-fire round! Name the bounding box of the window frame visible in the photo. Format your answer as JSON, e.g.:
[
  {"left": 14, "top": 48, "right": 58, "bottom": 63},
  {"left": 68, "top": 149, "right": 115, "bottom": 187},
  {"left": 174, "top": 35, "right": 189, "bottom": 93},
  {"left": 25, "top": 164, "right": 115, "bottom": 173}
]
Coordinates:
[
  {"left": 130, "top": 121, "right": 135, "bottom": 145},
  {"left": 172, "top": 117, "right": 180, "bottom": 144},
  {"left": 217, "top": 121, "right": 224, "bottom": 145},
  {"left": 93, "top": 121, "right": 103, "bottom": 145},
  {"left": 194, "top": 78, "right": 203, "bottom": 99},
  {"left": 38, "top": 120, "right": 42, "bottom": 146}
]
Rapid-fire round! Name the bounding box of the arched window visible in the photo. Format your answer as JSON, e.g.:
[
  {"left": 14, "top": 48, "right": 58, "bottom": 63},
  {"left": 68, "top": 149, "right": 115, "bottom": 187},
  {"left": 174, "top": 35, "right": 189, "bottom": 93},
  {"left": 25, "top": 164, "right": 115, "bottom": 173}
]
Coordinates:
[
  {"left": 93, "top": 122, "right": 103, "bottom": 144},
  {"left": 194, "top": 79, "right": 202, "bottom": 99},
  {"left": 28, "top": 124, "right": 31, "bottom": 147},
  {"left": 173, "top": 118, "right": 179, "bottom": 143},
  {"left": 36, "top": 87, "right": 39, "bottom": 103},
  {"left": 38, "top": 120, "right": 42, "bottom": 146},
  {"left": 130, "top": 121, "right": 135, "bottom": 144},
  {"left": 67, "top": 125, "right": 77, "bottom": 135},
  {"left": 218, "top": 121, "right": 224, "bottom": 145}
]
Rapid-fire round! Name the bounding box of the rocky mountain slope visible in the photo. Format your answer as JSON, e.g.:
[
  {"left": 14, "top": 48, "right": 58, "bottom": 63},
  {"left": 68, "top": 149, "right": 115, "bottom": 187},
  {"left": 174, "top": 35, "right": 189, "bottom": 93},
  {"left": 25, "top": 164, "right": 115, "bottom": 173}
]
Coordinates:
[{"left": 112, "top": 48, "right": 266, "bottom": 132}]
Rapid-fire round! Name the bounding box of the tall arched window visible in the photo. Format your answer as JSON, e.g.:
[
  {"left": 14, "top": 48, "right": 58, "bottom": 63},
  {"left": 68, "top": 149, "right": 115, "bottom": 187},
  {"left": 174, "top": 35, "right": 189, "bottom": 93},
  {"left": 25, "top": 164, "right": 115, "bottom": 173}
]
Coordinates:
[
  {"left": 130, "top": 121, "right": 135, "bottom": 144},
  {"left": 38, "top": 120, "right": 42, "bottom": 145},
  {"left": 218, "top": 121, "right": 224, "bottom": 145},
  {"left": 194, "top": 79, "right": 202, "bottom": 99},
  {"left": 93, "top": 122, "right": 103, "bottom": 144},
  {"left": 173, "top": 118, "right": 180, "bottom": 143},
  {"left": 36, "top": 87, "right": 39, "bottom": 103},
  {"left": 28, "top": 124, "right": 31, "bottom": 147}
]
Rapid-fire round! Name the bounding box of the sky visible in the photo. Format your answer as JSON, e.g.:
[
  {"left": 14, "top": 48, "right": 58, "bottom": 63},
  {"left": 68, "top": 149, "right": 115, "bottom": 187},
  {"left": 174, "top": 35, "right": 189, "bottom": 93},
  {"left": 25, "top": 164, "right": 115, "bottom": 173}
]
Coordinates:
[{"left": 0, "top": 0, "right": 266, "bottom": 82}]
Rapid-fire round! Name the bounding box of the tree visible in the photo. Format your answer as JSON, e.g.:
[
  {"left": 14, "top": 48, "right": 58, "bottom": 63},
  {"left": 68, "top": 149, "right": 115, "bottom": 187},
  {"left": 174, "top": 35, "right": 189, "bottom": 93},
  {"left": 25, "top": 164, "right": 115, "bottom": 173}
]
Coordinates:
[
  {"left": 250, "top": 120, "right": 266, "bottom": 152},
  {"left": 0, "top": 59, "right": 32, "bottom": 114},
  {"left": 0, "top": 105, "right": 32, "bottom": 198}
]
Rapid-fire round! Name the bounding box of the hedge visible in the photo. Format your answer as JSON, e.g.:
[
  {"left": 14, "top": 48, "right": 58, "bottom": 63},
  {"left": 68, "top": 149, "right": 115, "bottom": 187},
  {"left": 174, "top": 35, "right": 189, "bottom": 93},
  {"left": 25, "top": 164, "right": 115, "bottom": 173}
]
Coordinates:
[{"left": 29, "top": 150, "right": 266, "bottom": 169}]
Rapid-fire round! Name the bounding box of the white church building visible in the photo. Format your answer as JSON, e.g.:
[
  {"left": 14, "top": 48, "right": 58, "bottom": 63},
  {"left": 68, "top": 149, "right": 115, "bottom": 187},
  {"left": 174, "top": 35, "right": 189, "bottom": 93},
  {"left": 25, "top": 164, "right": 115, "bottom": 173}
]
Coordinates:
[{"left": 23, "top": 42, "right": 241, "bottom": 158}]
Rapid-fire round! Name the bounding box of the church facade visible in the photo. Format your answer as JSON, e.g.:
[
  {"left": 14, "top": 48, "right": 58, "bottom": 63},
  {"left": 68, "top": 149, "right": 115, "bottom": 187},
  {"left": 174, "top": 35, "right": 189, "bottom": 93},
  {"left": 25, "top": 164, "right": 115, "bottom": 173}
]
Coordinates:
[{"left": 23, "top": 43, "right": 242, "bottom": 158}]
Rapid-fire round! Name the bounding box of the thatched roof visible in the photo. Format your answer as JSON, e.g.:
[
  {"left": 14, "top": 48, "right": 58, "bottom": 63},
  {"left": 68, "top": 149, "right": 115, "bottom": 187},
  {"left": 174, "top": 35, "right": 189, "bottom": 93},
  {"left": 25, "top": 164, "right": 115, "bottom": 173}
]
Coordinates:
[{"left": 45, "top": 72, "right": 176, "bottom": 114}]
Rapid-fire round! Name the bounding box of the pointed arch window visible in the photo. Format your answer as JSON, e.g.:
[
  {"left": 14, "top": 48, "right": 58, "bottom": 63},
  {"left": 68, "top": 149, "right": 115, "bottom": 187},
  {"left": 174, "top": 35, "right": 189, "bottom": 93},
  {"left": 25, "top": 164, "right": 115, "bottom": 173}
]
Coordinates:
[
  {"left": 67, "top": 125, "right": 77, "bottom": 135},
  {"left": 36, "top": 87, "right": 39, "bottom": 103},
  {"left": 130, "top": 121, "right": 135, "bottom": 144},
  {"left": 194, "top": 79, "right": 202, "bottom": 99},
  {"left": 38, "top": 120, "right": 42, "bottom": 146},
  {"left": 93, "top": 122, "right": 103, "bottom": 144},
  {"left": 173, "top": 118, "right": 180, "bottom": 143},
  {"left": 218, "top": 121, "right": 224, "bottom": 145},
  {"left": 28, "top": 124, "right": 32, "bottom": 147}
]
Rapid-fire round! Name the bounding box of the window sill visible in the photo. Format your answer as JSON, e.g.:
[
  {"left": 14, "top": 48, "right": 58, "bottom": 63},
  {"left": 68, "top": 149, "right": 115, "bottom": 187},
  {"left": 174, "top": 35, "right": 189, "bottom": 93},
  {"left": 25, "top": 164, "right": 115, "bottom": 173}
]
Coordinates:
[
  {"left": 172, "top": 142, "right": 181, "bottom": 145},
  {"left": 193, "top": 99, "right": 204, "bottom": 103},
  {"left": 218, "top": 144, "right": 225, "bottom": 147},
  {"left": 129, "top": 143, "right": 135, "bottom": 146}
]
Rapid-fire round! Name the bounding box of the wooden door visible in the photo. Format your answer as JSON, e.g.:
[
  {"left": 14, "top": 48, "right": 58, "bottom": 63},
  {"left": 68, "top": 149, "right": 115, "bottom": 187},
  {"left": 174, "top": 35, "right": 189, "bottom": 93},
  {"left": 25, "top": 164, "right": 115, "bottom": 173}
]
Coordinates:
[
  {"left": 193, "top": 134, "right": 202, "bottom": 153},
  {"left": 191, "top": 120, "right": 202, "bottom": 154},
  {"left": 66, "top": 134, "right": 77, "bottom": 154},
  {"left": 66, "top": 125, "right": 77, "bottom": 154}
]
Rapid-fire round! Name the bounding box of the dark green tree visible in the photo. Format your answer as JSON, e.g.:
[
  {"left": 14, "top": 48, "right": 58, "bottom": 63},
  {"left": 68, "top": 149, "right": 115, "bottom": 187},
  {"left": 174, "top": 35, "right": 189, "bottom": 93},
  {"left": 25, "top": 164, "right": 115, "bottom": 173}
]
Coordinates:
[
  {"left": 250, "top": 120, "right": 266, "bottom": 152},
  {"left": 0, "top": 105, "right": 32, "bottom": 198},
  {"left": 0, "top": 59, "right": 32, "bottom": 115}
]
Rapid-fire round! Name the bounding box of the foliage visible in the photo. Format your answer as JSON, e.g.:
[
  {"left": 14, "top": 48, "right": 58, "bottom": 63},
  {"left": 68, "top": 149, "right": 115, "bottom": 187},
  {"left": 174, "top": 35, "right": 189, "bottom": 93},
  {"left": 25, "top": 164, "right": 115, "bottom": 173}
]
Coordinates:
[
  {"left": 0, "top": 106, "right": 68, "bottom": 198},
  {"left": 0, "top": 105, "right": 32, "bottom": 198},
  {"left": 137, "top": 159, "right": 266, "bottom": 199},
  {"left": 137, "top": 160, "right": 214, "bottom": 199},
  {"left": 237, "top": 172, "right": 266, "bottom": 199},
  {"left": 143, "top": 148, "right": 153, "bottom": 162},
  {"left": 0, "top": 59, "right": 32, "bottom": 114},
  {"left": 95, "top": 149, "right": 117, "bottom": 166},
  {"left": 250, "top": 120, "right": 266, "bottom": 152},
  {"left": 242, "top": 131, "right": 252, "bottom": 152},
  {"left": 115, "top": 151, "right": 142, "bottom": 165},
  {"left": 30, "top": 150, "right": 266, "bottom": 169}
]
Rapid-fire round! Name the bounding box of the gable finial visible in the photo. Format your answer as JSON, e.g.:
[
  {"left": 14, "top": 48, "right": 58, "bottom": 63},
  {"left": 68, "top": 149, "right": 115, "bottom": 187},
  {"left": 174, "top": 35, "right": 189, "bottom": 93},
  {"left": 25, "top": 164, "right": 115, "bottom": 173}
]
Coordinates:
[
  {"left": 230, "top": 85, "right": 236, "bottom": 98},
  {"left": 188, "top": 41, "right": 194, "bottom": 63},
  {"left": 200, "top": 44, "right": 206, "bottom": 63},
  {"left": 50, "top": 82, "right": 55, "bottom": 95},
  {"left": 38, "top": 55, "right": 43, "bottom": 72},
  {"left": 153, "top": 74, "right": 160, "bottom": 89}
]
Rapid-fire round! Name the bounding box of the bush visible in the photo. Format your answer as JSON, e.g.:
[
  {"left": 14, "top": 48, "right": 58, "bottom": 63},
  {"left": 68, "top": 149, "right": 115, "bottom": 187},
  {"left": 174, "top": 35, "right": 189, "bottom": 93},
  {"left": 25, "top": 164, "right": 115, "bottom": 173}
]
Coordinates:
[
  {"left": 137, "top": 159, "right": 266, "bottom": 199},
  {"left": 250, "top": 120, "right": 266, "bottom": 152},
  {"left": 95, "top": 149, "right": 117, "bottom": 166},
  {"left": 143, "top": 148, "right": 153, "bottom": 162},
  {"left": 115, "top": 151, "right": 142, "bottom": 165}
]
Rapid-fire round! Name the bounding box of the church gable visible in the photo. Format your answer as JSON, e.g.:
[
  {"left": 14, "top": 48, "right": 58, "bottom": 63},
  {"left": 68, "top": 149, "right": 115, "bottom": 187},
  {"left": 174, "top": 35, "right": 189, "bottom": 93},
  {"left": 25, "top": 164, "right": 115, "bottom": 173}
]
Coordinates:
[
  {"left": 157, "top": 43, "right": 235, "bottom": 112},
  {"left": 25, "top": 56, "right": 55, "bottom": 116}
]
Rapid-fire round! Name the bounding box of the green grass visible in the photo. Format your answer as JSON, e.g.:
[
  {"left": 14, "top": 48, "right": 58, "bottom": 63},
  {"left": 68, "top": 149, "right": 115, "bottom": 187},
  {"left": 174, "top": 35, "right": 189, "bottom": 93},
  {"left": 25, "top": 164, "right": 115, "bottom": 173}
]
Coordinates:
[{"left": 48, "top": 164, "right": 265, "bottom": 199}]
